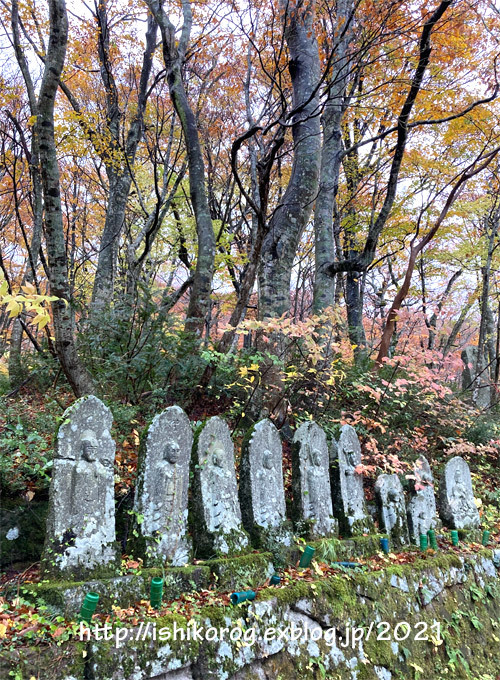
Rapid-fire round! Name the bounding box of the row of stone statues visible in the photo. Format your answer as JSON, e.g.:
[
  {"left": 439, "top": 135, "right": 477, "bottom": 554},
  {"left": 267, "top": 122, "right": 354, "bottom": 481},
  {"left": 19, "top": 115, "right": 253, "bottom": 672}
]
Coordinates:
[{"left": 41, "top": 396, "right": 481, "bottom": 579}]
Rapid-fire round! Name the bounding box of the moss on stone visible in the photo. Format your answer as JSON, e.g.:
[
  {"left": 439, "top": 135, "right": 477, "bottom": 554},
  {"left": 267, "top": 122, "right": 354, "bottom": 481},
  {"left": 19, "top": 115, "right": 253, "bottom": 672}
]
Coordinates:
[
  {"left": 203, "top": 551, "right": 273, "bottom": 590},
  {"left": 21, "top": 564, "right": 212, "bottom": 616},
  {"left": 9, "top": 548, "right": 500, "bottom": 678}
]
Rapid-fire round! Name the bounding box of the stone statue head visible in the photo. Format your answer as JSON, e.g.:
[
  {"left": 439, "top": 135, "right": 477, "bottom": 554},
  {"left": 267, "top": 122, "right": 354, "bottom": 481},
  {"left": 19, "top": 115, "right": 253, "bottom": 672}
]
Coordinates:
[
  {"left": 262, "top": 449, "right": 273, "bottom": 470},
  {"left": 345, "top": 449, "right": 356, "bottom": 468},
  {"left": 80, "top": 430, "right": 98, "bottom": 462},
  {"left": 211, "top": 446, "right": 224, "bottom": 468},
  {"left": 164, "top": 441, "right": 180, "bottom": 464},
  {"left": 309, "top": 447, "right": 322, "bottom": 467},
  {"left": 388, "top": 489, "right": 398, "bottom": 504}
]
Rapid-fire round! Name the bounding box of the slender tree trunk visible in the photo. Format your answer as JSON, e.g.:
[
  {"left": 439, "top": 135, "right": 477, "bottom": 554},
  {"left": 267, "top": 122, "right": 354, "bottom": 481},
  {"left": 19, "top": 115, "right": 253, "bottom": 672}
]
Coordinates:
[
  {"left": 91, "top": 173, "right": 133, "bottom": 313},
  {"left": 37, "top": 0, "right": 95, "bottom": 396},
  {"left": 327, "top": 1, "right": 456, "bottom": 344},
  {"left": 8, "top": 1, "right": 45, "bottom": 385},
  {"left": 427, "top": 269, "right": 462, "bottom": 350},
  {"left": 345, "top": 270, "right": 367, "bottom": 349},
  {"left": 313, "top": 0, "right": 353, "bottom": 315},
  {"left": 477, "top": 211, "right": 499, "bottom": 383},
  {"left": 148, "top": 0, "right": 215, "bottom": 339},
  {"left": 441, "top": 299, "right": 474, "bottom": 357},
  {"left": 89, "top": 11, "right": 158, "bottom": 317}
]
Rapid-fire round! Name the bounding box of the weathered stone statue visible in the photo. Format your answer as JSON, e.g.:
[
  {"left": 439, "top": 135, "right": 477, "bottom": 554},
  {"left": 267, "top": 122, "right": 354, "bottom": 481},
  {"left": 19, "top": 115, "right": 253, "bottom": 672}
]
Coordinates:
[
  {"left": 292, "top": 421, "right": 337, "bottom": 537},
  {"left": 375, "top": 474, "right": 410, "bottom": 548},
  {"left": 439, "top": 456, "right": 480, "bottom": 530},
  {"left": 133, "top": 406, "right": 192, "bottom": 566},
  {"left": 461, "top": 346, "right": 491, "bottom": 409},
  {"left": 191, "top": 417, "right": 249, "bottom": 557},
  {"left": 239, "top": 419, "right": 292, "bottom": 549},
  {"left": 330, "top": 425, "right": 373, "bottom": 535},
  {"left": 42, "top": 396, "right": 118, "bottom": 578},
  {"left": 407, "top": 455, "right": 439, "bottom": 543}
]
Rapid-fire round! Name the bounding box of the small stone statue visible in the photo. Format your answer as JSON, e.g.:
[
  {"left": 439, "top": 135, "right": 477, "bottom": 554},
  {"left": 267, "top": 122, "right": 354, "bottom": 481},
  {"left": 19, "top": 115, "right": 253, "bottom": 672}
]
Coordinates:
[
  {"left": 133, "top": 406, "right": 192, "bottom": 566},
  {"left": 42, "top": 396, "right": 118, "bottom": 579},
  {"left": 440, "top": 457, "right": 480, "bottom": 530},
  {"left": 292, "top": 421, "right": 337, "bottom": 538},
  {"left": 375, "top": 474, "right": 410, "bottom": 548},
  {"left": 239, "top": 419, "right": 292, "bottom": 549},
  {"left": 407, "top": 455, "right": 439, "bottom": 544},
  {"left": 191, "top": 417, "right": 249, "bottom": 557},
  {"left": 330, "top": 425, "right": 373, "bottom": 535}
]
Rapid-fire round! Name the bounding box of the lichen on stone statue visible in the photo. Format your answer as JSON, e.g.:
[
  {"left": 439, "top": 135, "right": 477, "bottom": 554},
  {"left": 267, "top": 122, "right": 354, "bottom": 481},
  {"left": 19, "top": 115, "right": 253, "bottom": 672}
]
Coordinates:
[
  {"left": 41, "top": 395, "right": 119, "bottom": 579},
  {"left": 133, "top": 406, "right": 193, "bottom": 566},
  {"left": 239, "top": 418, "right": 293, "bottom": 553},
  {"left": 190, "top": 416, "right": 249, "bottom": 558},
  {"left": 291, "top": 421, "right": 337, "bottom": 538}
]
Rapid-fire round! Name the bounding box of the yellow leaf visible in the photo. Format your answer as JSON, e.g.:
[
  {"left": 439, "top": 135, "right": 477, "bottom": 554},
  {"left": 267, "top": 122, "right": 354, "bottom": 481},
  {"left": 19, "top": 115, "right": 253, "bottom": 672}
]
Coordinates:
[
  {"left": 0, "top": 623, "right": 6, "bottom": 638},
  {"left": 409, "top": 663, "right": 424, "bottom": 672},
  {"left": 21, "top": 283, "right": 36, "bottom": 295},
  {"left": 36, "top": 315, "right": 50, "bottom": 329},
  {"left": 6, "top": 300, "right": 21, "bottom": 317}
]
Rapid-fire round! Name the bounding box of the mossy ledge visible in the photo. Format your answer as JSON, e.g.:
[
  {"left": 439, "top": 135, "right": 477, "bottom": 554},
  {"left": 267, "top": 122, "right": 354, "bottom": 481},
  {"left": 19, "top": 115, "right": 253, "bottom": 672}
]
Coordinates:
[
  {"left": 5, "top": 550, "right": 500, "bottom": 679},
  {"left": 18, "top": 564, "right": 211, "bottom": 616}
]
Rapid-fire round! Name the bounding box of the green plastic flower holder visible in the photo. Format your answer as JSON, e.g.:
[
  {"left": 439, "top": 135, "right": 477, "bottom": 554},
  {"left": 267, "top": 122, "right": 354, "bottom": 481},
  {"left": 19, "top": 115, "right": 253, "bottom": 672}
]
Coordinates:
[
  {"left": 79, "top": 592, "right": 99, "bottom": 623},
  {"left": 230, "top": 590, "right": 256, "bottom": 605},
  {"left": 427, "top": 530, "right": 438, "bottom": 550},
  {"left": 150, "top": 577, "right": 164, "bottom": 610},
  {"left": 380, "top": 537, "right": 390, "bottom": 554},
  {"left": 298, "top": 545, "right": 315, "bottom": 568}
]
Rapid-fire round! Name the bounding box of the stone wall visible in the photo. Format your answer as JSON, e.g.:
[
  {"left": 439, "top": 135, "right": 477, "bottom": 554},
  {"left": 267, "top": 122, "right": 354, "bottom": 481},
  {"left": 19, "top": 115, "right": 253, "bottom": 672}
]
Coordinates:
[{"left": 3, "top": 550, "right": 500, "bottom": 680}]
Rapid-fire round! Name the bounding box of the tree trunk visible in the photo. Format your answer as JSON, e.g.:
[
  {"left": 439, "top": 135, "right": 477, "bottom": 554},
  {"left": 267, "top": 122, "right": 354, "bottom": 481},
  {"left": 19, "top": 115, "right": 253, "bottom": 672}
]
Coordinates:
[
  {"left": 8, "top": 0, "right": 45, "bottom": 385},
  {"left": 326, "top": 1, "right": 456, "bottom": 344},
  {"left": 345, "top": 270, "right": 367, "bottom": 350},
  {"left": 148, "top": 0, "right": 215, "bottom": 339},
  {"left": 91, "top": 173, "right": 133, "bottom": 314},
  {"left": 258, "top": 0, "right": 322, "bottom": 320},
  {"left": 37, "top": 0, "right": 95, "bottom": 396},
  {"left": 89, "top": 10, "right": 158, "bottom": 318},
  {"left": 375, "top": 150, "right": 500, "bottom": 368},
  {"left": 477, "top": 211, "right": 499, "bottom": 382},
  {"left": 313, "top": 0, "right": 354, "bottom": 315}
]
